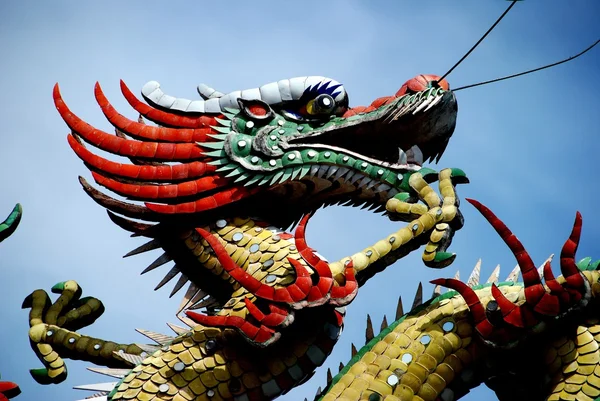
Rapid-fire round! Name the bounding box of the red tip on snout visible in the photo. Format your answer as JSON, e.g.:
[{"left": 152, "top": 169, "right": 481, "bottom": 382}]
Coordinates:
[{"left": 396, "top": 74, "right": 450, "bottom": 97}]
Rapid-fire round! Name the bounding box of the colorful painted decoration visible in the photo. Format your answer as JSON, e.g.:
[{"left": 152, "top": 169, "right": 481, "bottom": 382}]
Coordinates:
[{"left": 18, "top": 41, "right": 597, "bottom": 401}]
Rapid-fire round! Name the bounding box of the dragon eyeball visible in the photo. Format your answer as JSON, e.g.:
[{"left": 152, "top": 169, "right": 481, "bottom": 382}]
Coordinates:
[{"left": 308, "top": 94, "right": 336, "bottom": 115}]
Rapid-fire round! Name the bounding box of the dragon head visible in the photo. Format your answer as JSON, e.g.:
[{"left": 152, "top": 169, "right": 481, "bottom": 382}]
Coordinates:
[{"left": 57, "top": 74, "right": 457, "bottom": 227}]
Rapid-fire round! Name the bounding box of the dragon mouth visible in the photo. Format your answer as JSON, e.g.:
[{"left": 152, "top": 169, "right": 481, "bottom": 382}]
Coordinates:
[{"left": 284, "top": 89, "right": 457, "bottom": 172}]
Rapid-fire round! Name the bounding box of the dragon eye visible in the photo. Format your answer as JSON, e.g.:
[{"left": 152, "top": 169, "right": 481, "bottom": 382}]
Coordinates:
[{"left": 307, "top": 94, "right": 336, "bottom": 115}]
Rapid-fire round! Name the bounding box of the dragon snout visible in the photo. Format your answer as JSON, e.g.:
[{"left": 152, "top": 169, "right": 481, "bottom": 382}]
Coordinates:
[{"left": 396, "top": 74, "right": 450, "bottom": 97}]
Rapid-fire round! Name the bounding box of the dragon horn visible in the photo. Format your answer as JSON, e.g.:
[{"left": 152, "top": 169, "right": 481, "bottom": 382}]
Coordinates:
[
  {"left": 430, "top": 279, "right": 486, "bottom": 324},
  {"left": 120, "top": 80, "right": 214, "bottom": 128},
  {"left": 560, "top": 212, "right": 585, "bottom": 290},
  {"left": 466, "top": 199, "right": 545, "bottom": 305}
]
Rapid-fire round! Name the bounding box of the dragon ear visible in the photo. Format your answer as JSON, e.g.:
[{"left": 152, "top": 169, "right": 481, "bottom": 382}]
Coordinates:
[{"left": 237, "top": 98, "right": 275, "bottom": 122}]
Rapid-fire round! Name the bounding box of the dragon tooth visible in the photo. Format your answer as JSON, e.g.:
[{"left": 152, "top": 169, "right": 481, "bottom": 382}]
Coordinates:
[
  {"left": 348, "top": 171, "right": 363, "bottom": 185},
  {"left": 317, "top": 165, "right": 329, "bottom": 178},
  {"left": 310, "top": 165, "right": 320, "bottom": 177},
  {"left": 357, "top": 176, "right": 372, "bottom": 189},
  {"left": 424, "top": 93, "right": 444, "bottom": 112},
  {"left": 333, "top": 167, "right": 349, "bottom": 181},
  {"left": 413, "top": 94, "right": 434, "bottom": 114},
  {"left": 376, "top": 183, "right": 392, "bottom": 192},
  {"left": 398, "top": 148, "right": 408, "bottom": 164},
  {"left": 405, "top": 145, "right": 424, "bottom": 166},
  {"left": 325, "top": 165, "right": 338, "bottom": 179}
]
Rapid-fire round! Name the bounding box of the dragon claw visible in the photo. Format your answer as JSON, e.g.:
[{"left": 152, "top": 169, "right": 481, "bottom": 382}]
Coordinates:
[{"left": 22, "top": 280, "right": 114, "bottom": 384}]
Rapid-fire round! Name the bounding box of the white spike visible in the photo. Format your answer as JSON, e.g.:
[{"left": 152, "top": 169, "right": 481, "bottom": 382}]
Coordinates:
[
  {"left": 433, "top": 285, "right": 442, "bottom": 297},
  {"left": 486, "top": 264, "right": 500, "bottom": 284},
  {"left": 538, "top": 253, "right": 554, "bottom": 277},
  {"left": 113, "top": 350, "right": 145, "bottom": 366},
  {"left": 167, "top": 322, "right": 188, "bottom": 335},
  {"left": 178, "top": 314, "right": 198, "bottom": 328},
  {"left": 134, "top": 329, "right": 174, "bottom": 345},
  {"left": 77, "top": 391, "right": 108, "bottom": 401},
  {"left": 425, "top": 93, "right": 444, "bottom": 112},
  {"left": 135, "top": 343, "right": 160, "bottom": 353},
  {"left": 86, "top": 368, "right": 131, "bottom": 379},
  {"left": 453, "top": 271, "right": 460, "bottom": 280},
  {"left": 73, "top": 382, "right": 118, "bottom": 392},
  {"left": 505, "top": 264, "right": 520, "bottom": 283},
  {"left": 177, "top": 282, "right": 202, "bottom": 314},
  {"left": 466, "top": 259, "right": 481, "bottom": 287}
]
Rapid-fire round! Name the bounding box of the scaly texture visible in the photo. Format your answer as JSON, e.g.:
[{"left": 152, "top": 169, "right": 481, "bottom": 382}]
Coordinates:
[{"left": 29, "top": 73, "right": 470, "bottom": 400}]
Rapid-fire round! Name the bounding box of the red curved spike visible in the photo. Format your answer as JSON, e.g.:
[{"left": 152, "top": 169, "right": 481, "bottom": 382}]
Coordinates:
[
  {"left": 54, "top": 84, "right": 204, "bottom": 161},
  {"left": 145, "top": 187, "right": 259, "bottom": 214},
  {"left": 542, "top": 261, "right": 571, "bottom": 305},
  {"left": 330, "top": 262, "right": 358, "bottom": 306},
  {"left": 120, "top": 80, "right": 218, "bottom": 129},
  {"left": 68, "top": 135, "right": 215, "bottom": 181},
  {"left": 243, "top": 298, "right": 289, "bottom": 327},
  {"left": 195, "top": 228, "right": 311, "bottom": 304},
  {"left": 491, "top": 284, "right": 539, "bottom": 328},
  {"left": 184, "top": 311, "right": 276, "bottom": 343},
  {"left": 560, "top": 212, "right": 584, "bottom": 289},
  {"left": 96, "top": 83, "right": 214, "bottom": 143},
  {"left": 91, "top": 171, "right": 229, "bottom": 201},
  {"left": 430, "top": 278, "right": 486, "bottom": 324},
  {"left": 294, "top": 214, "right": 332, "bottom": 279},
  {"left": 466, "top": 198, "right": 544, "bottom": 303}
]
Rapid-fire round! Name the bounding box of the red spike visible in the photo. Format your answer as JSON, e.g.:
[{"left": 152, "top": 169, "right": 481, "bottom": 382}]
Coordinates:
[
  {"left": 68, "top": 135, "right": 215, "bottom": 181},
  {"left": 491, "top": 284, "right": 540, "bottom": 328},
  {"left": 95, "top": 83, "right": 214, "bottom": 143},
  {"left": 330, "top": 262, "right": 358, "bottom": 306},
  {"left": 294, "top": 214, "right": 332, "bottom": 279},
  {"left": 54, "top": 84, "right": 203, "bottom": 161},
  {"left": 542, "top": 261, "right": 571, "bottom": 305},
  {"left": 466, "top": 199, "right": 543, "bottom": 298},
  {"left": 430, "top": 278, "right": 486, "bottom": 324},
  {"left": 145, "top": 187, "right": 259, "bottom": 214},
  {"left": 195, "top": 228, "right": 308, "bottom": 304},
  {"left": 560, "top": 212, "right": 585, "bottom": 289},
  {"left": 120, "top": 80, "right": 218, "bottom": 128},
  {"left": 91, "top": 171, "right": 229, "bottom": 201}
]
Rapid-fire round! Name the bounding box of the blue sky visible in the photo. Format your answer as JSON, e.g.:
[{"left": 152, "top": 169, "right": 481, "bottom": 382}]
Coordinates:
[{"left": 0, "top": 1, "right": 598, "bottom": 400}]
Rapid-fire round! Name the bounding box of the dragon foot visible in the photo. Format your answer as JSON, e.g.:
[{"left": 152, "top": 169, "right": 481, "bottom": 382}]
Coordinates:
[
  {"left": 23, "top": 280, "right": 142, "bottom": 384},
  {"left": 385, "top": 167, "right": 468, "bottom": 268}
]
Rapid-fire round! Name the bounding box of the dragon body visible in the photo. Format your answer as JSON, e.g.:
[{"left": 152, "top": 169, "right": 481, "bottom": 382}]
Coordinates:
[
  {"left": 319, "top": 200, "right": 600, "bottom": 401},
  {"left": 25, "top": 74, "right": 468, "bottom": 400},
  {"left": 22, "top": 70, "right": 597, "bottom": 401}
]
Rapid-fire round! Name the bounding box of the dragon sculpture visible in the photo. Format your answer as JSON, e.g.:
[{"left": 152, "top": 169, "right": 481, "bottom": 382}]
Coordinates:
[
  {"left": 0, "top": 204, "right": 22, "bottom": 400},
  {"left": 21, "top": 71, "right": 599, "bottom": 401}
]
